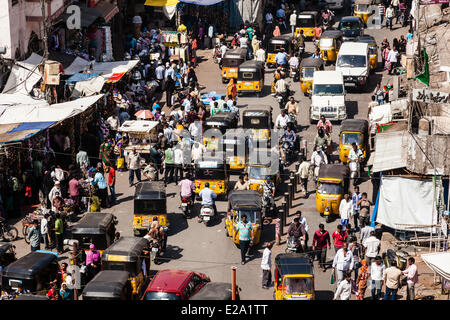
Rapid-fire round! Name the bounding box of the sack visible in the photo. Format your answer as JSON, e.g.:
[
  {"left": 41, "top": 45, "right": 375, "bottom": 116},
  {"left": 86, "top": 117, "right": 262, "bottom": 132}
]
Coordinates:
[
  {"left": 330, "top": 270, "right": 335, "bottom": 285},
  {"left": 117, "top": 157, "right": 125, "bottom": 169}
]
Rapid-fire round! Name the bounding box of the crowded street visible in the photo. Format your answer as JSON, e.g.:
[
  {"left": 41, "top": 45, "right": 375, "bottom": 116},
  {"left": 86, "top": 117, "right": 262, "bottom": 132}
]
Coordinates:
[{"left": 0, "top": 0, "right": 449, "bottom": 304}]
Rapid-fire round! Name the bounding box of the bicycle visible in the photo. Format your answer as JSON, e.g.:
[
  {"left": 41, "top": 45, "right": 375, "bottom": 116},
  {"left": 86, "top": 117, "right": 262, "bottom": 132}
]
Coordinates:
[{"left": 0, "top": 217, "right": 19, "bottom": 241}]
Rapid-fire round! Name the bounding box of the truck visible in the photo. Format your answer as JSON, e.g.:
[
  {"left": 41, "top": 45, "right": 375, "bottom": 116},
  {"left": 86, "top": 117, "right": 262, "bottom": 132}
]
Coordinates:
[
  {"left": 335, "top": 42, "right": 370, "bottom": 90},
  {"left": 310, "top": 70, "right": 347, "bottom": 123}
]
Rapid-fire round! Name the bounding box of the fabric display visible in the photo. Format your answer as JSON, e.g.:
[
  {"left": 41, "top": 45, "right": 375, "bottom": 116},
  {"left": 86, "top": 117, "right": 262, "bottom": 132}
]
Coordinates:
[{"left": 102, "top": 26, "right": 113, "bottom": 62}]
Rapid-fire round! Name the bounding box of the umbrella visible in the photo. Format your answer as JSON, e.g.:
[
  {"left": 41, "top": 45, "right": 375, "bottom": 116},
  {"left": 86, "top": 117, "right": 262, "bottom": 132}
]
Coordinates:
[{"left": 135, "top": 110, "right": 153, "bottom": 119}]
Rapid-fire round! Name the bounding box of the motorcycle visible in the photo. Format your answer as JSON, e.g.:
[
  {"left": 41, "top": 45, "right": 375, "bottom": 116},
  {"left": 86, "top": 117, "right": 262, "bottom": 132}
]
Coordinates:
[
  {"left": 148, "top": 239, "right": 162, "bottom": 265},
  {"left": 0, "top": 217, "right": 19, "bottom": 241},
  {"left": 287, "top": 113, "right": 298, "bottom": 131},
  {"left": 349, "top": 158, "right": 361, "bottom": 186},
  {"left": 285, "top": 236, "right": 301, "bottom": 253},
  {"left": 262, "top": 194, "right": 275, "bottom": 221},
  {"left": 198, "top": 204, "right": 215, "bottom": 226},
  {"left": 180, "top": 196, "right": 193, "bottom": 218},
  {"left": 281, "top": 139, "right": 296, "bottom": 165}
]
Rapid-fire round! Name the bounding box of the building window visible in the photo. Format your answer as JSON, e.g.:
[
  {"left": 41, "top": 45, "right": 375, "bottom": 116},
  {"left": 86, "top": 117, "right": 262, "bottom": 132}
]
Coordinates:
[{"left": 12, "top": 0, "right": 19, "bottom": 6}]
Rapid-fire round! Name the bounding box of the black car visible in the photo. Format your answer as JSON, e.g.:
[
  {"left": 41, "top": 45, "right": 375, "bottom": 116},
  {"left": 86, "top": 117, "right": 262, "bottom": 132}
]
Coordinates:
[{"left": 339, "top": 16, "right": 364, "bottom": 41}]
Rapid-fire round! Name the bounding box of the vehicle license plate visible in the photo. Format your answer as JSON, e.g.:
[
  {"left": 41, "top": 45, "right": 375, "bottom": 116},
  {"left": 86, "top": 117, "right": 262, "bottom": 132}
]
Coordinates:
[
  {"left": 204, "top": 216, "right": 211, "bottom": 221},
  {"left": 345, "top": 82, "right": 356, "bottom": 86},
  {"left": 181, "top": 203, "right": 187, "bottom": 207},
  {"left": 245, "top": 82, "right": 251, "bottom": 86},
  {"left": 210, "top": 185, "right": 216, "bottom": 188},
  {"left": 152, "top": 247, "right": 159, "bottom": 252}
]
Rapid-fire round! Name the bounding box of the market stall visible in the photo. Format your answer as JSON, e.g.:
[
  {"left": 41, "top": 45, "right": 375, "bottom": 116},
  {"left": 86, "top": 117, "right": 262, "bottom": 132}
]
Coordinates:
[{"left": 118, "top": 120, "right": 159, "bottom": 155}]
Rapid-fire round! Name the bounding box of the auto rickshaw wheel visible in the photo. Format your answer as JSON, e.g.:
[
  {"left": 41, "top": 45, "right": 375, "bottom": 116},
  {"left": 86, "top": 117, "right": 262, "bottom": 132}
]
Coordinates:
[
  {"left": 320, "top": 212, "right": 324, "bottom": 217},
  {"left": 326, "top": 215, "right": 333, "bottom": 223}
]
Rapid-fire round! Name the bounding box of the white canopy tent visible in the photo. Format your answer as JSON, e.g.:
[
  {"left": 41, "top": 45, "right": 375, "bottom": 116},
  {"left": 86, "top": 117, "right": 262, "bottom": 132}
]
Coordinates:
[
  {"left": 2, "top": 53, "right": 44, "bottom": 95},
  {"left": 421, "top": 252, "right": 450, "bottom": 281},
  {"left": 64, "top": 58, "right": 140, "bottom": 78}
]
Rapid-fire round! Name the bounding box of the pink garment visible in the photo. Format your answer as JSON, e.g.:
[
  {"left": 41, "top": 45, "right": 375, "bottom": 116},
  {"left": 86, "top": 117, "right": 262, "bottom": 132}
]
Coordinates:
[
  {"left": 178, "top": 179, "right": 194, "bottom": 198},
  {"left": 273, "top": 26, "right": 281, "bottom": 37},
  {"left": 86, "top": 247, "right": 100, "bottom": 266},
  {"left": 402, "top": 264, "right": 419, "bottom": 283},
  {"left": 69, "top": 178, "right": 80, "bottom": 196}
]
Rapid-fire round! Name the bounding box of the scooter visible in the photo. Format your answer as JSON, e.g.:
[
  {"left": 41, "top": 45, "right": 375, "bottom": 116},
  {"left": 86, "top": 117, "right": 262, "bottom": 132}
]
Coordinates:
[
  {"left": 148, "top": 239, "right": 162, "bottom": 265},
  {"left": 285, "top": 236, "right": 301, "bottom": 253},
  {"left": 198, "top": 204, "right": 215, "bottom": 226},
  {"left": 349, "top": 159, "right": 361, "bottom": 186},
  {"left": 180, "top": 196, "right": 193, "bottom": 218},
  {"left": 262, "top": 194, "right": 275, "bottom": 221},
  {"left": 287, "top": 113, "right": 298, "bottom": 131}
]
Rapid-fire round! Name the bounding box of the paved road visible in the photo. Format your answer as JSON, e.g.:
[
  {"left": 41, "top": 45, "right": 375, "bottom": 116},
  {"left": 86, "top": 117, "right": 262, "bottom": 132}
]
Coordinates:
[{"left": 11, "top": 20, "right": 408, "bottom": 300}]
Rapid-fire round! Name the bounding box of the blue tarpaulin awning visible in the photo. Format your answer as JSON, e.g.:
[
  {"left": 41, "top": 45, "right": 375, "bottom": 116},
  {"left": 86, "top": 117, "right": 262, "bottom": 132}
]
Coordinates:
[
  {"left": 66, "top": 72, "right": 99, "bottom": 84},
  {"left": 0, "top": 121, "right": 56, "bottom": 145}
]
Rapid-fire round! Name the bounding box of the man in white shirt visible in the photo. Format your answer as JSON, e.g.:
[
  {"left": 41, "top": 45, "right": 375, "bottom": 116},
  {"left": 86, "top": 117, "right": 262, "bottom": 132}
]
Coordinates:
[
  {"left": 333, "top": 272, "right": 352, "bottom": 300},
  {"left": 261, "top": 242, "right": 273, "bottom": 289},
  {"left": 275, "top": 109, "right": 289, "bottom": 129},
  {"left": 311, "top": 145, "right": 328, "bottom": 179},
  {"left": 189, "top": 121, "right": 201, "bottom": 140},
  {"left": 239, "top": 34, "right": 249, "bottom": 49},
  {"left": 296, "top": 157, "right": 311, "bottom": 194},
  {"left": 339, "top": 194, "right": 353, "bottom": 230},
  {"left": 362, "top": 231, "right": 380, "bottom": 264},
  {"left": 173, "top": 145, "right": 184, "bottom": 184},
  {"left": 387, "top": 46, "right": 399, "bottom": 74},
  {"left": 220, "top": 43, "right": 228, "bottom": 58},
  {"left": 274, "top": 77, "right": 288, "bottom": 96},
  {"left": 41, "top": 213, "right": 49, "bottom": 249},
  {"left": 255, "top": 47, "right": 266, "bottom": 63},
  {"left": 191, "top": 142, "right": 205, "bottom": 163},
  {"left": 348, "top": 143, "right": 364, "bottom": 162},
  {"left": 385, "top": 4, "right": 395, "bottom": 30},
  {"left": 370, "top": 256, "right": 385, "bottom": 300},
  {"left": 163, "top": 124, "right": 174, "bottom": 142},
  {"left": 332, "top": 243, "right": 354, "bottom": 284},
  {"left": 107, "top": 114, "right": 119, "bottom": 133},
  {"left": 360, "top": 221, "right": 375, "bottom": 244},
  {"left": 290, "top": 10, "right": 297, "bottom": 35},
  {"left": 296, "top": 211, "right": 309, "bottom": 251},
  {"left": 402, "top": 257, "right": 418, "bottom": 300}
]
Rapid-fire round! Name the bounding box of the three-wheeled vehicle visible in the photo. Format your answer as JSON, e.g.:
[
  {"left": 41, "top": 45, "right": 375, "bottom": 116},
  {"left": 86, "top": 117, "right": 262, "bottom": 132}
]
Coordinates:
[
  {"left": 318, "top": 30, "right": 343, "bottom": 64},
  {"left": 226, "top": 190, "right": 263, "bottom": 247},
  {"left": 353, "top": 0, "right": 373, "bottom": 25},
  {"left": 222, "top": 129, "right": 249, "bottom": 173},
  {"left": 71, "top": 212, "right": 117, "bottom": 253},
  {"left": 194, "top": 153, "right": 229, "bottom": 199},
  {"left": 1, "top": 251, "right": 60, "bottom": 295},
  {"left": 133, "top": 181, "right": 168, "bottom": 237},
  {"left": 356, "top": 35, "right": 378, "bottom": 71},
  {"left": 242, "top": 105, "right": 273, "bottom": 146},
  {"left": 299, "top": 58, "right": 324, "bottom": 96},
  {"left": 266, "top": 35, "right": 294, "bottom": 68},
  {"left": 247, "top": 148, "right": 281, "bottom": 193},
  {"left": 236, "top": 60, "right": 265, "bottom": 96},
  {"left": 295, "top": 11, "right": 319, "bottom": 38},
  {"left": 190, "top": 282, "right": 240, "bottom": 300},
  {"left": 221, "top": 48, "right": 247, "bottom": 83},
  {"left": 101, "top": 237, "right": 151, "bottom": 299},
  {"left": 82, "top": 270, "right": 132, "bottom": 300},
  {"left": 0, "top": 242, "right": 16, "bottom": 268},
  {"left": 274, "top": 253, "right": 315, "bottom": 300},
  {"left": 315, "top": 164, "right": 349, "bottom": 222},
  {"left": 203, "top": 112, "right": 238, "bottom": 152},
  {"left": 338, "top": 119, "right": 369, "bottom": 163}
]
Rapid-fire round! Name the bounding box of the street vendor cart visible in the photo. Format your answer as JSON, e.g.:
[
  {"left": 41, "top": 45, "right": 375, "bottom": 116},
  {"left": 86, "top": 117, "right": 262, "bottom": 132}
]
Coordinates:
[{"left": 118, "top": 120, "right": 159, "bottom": 157}]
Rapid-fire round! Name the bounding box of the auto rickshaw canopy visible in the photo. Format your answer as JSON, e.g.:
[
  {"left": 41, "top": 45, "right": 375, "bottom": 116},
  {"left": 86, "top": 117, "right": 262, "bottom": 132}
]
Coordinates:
[
  {"left": 317, "top": 164, "right": 350, "bottom": 180},
  {"left": 134, "top": 181, "right": 166, "bottom": 201},
  {"left": 222, "top": 48, "right": 247, "bottom": 67},
  {"left": 340, "top": 119, "right": 369, "bottom": 134},
  {"left": 229, "top": 190, "right": 262, "bottom": 211},
  {"left": 102, "top": 237, "right": 149, "bottom": 263},
  {"left": 205, "top": 112, "right": 237, "bottom": 130},
  {"left": 71, "top": 212, "right": 115, "bottom": 235},
  {"left": 238, "top": 60, "right": 265, "bottom": 72},
  {"left": 190, "top": 282, "right": 235, "bottom": 300},
  {"left": 275, "top": 253, "right": 314, "bottom": 277},
  {"left": 269, "top": 35, "right": 293, "bottom": 46},
  {"left": 354, "top": 0, "right": 371, "bottom": 6},
  {"left": 2, "top": 251, "right": 58, "bottom": 280},
  {"left": 356, "top": 35, "right": 377, "bottom": 46},
  {"left": 82, "top": 270, "right": 130, "bottom": 299},
  {"left": 300, "top": 57, "right": 324, "bottom": 69},
  {"left": 296, "top": 11, "right": 318, "bottom": 26},
  {"left": 0, "top": 242, "right": 14, "bottom": 257},
  {"left": 320, "top": 30, "right": 343, "bottom": 40}
]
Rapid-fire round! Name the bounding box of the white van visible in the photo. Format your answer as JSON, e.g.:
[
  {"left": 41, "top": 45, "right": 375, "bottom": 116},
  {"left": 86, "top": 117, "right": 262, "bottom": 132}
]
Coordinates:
[
  {"left": 335, "top": 42, "right": 370, "bottom": 90},
  {"left": 310, "top": 70, "right": 346, "bottom": 123}
]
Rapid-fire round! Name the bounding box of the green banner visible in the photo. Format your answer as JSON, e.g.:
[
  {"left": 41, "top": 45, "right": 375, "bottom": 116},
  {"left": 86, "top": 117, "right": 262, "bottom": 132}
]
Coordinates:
[{"left": 414, "top": 48, "right": 430, "bottom": 87}]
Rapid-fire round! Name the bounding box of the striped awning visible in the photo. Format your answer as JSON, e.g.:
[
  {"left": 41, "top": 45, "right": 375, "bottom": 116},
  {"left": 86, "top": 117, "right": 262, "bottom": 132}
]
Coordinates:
[{"left": 96, "top": 1, "right": 120, "bottom": 22}]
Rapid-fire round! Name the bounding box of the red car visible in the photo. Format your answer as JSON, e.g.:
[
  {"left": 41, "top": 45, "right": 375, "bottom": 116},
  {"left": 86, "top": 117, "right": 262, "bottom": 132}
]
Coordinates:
[{"left": 141, "top": 269, "right": 211, "bottom": 300}]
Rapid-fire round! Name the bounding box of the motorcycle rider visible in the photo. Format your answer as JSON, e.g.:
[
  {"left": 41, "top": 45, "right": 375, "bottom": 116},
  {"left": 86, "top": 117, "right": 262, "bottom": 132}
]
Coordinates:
[
  {"left": 314, "top": 127, "right": 331, "bottom": 155},
  {"left": 147, "top": 218, "right": 167, "bottom": 256},
  {"left": 317, "top": 115, "right": 333, "bottom": 136},
  {"left": 313, "top": 25, "right": 323, "bottom": 44},
  {"left": 348, "top": 142, "right": 364, "bottom": 163},
  {"left": 279, "top": 125, "right": 296, "bottom": 162},
  {"left": 199, "top": 182, "right": 217, "bottom": 217},
  {"left": 275, "top": 48, "right": 289, "bottom": 69},
  {"left": 274, "top": 75, "right": 289, "bottom": 104},
  {"left": 287, "top": 218, "right": 307, "bottom": 253},
  {"left": 288, "top": 53, "right": 300, "bottom": 79},
  {"left": 321, "top": 7, "right": 335, "bottom": 28},
  {"left": 293, "top": 31, "right": 306, "bottom": 55},
  {"left": 178, "top": 173, "right": 195, "bottom": 203},
  {"left": 262, "top": 177, "right": 275, "bottom": 217},
  {"left": 275, "top": 109, "right": 290, "bottom": 129},
  {"left": 285, "top": 96, "right": 299, "bottom": 122},
  {"left": 312, "top": 48, "right": 323, "bottom": 59}
]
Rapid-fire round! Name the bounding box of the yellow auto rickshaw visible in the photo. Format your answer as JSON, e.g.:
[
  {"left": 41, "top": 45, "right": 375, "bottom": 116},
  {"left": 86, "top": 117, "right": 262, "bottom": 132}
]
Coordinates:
[
  {"left": 236, "top": 60, "right": 265, "bottom": 96},
  {"left": 274, "top": 253, "right": 315, "bottom": 300},
  {"left": 194, "top": 153, "right": 230, "bottom": 199},
  {"left": 353, "top": 0, "right": 373, "bottom": 25},
  {"left": 242, "top": 105, "right": 273, "bottom": 146},
  {"left": 315, "top": 164, "right": 349, "bottom": 223},
  {"left": 101, "top": 237, "right": 151, "bottom": 299},
  {"left": 221, "top": 48, "right": 247, "bottom": 83},
  {"left": 318, "top": 30, "right": 343, "bottom": 64},
  {"left": 299, "top": 58, "right": 324, "bottom": 96},
  {"left": 295, "top": 11, "right": 319, "bottom": 38},
  {"left": 356, "top": 35, "right": 378, "bottom": 71},
  {"left": 266, "top": 35, "right": 293, "bottom": 68},
  {"left": 226, "top": 190, "right": 263, "bottom": 247},
  {"left": 247, "top": 148, "right": 281, "bottom": 193},
  {"left": 338, "top": 119, "right": 369, "bottom": 163},
  {"left": 133, "top": 181, "right": 169, "bottom": 236},
  {"left": 222, "top": 129, "right": 249, "bottom": 173}
]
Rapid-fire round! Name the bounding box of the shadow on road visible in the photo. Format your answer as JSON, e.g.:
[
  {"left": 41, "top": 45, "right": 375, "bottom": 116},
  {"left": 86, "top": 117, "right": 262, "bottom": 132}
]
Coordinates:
[
  {"left": 346, "top": 100, "right": 359, "bottom": 119},
  {"left": 166, "top": 213, "right": 188, "bottom": 237},
  {"left": 116, "top": 195, "right": 134, "bottom": 205},
  {"left": 159, "top": 245, "right": 183, "bottom": 264}
]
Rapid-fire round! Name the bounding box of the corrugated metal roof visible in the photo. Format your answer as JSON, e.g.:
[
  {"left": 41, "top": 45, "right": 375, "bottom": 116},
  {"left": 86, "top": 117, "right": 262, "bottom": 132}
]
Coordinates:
[{"left": 372, "top": 131, "right": 408, "bottom": 173}]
